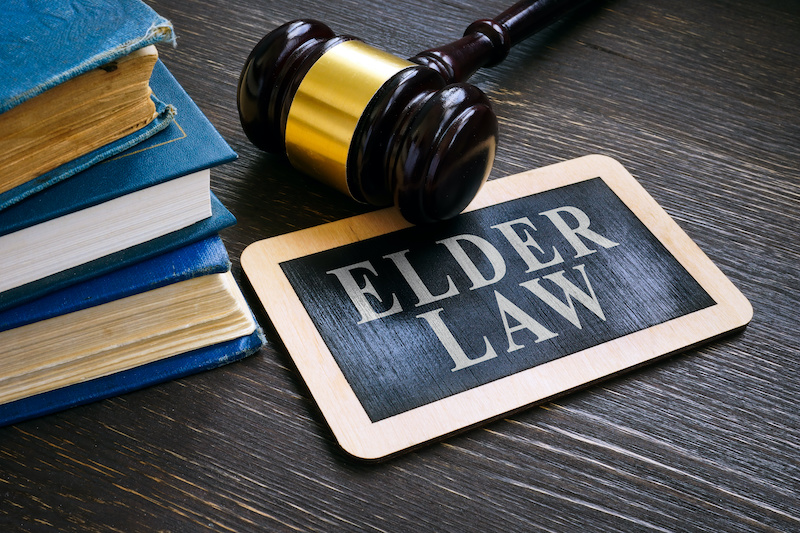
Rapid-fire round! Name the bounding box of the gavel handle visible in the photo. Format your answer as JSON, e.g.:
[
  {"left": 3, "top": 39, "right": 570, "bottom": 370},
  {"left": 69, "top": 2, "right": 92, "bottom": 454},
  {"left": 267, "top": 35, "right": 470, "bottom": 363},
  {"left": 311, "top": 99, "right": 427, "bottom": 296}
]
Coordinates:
[{"left": 411, "top": 0, "right": 592, "bottom": 83}]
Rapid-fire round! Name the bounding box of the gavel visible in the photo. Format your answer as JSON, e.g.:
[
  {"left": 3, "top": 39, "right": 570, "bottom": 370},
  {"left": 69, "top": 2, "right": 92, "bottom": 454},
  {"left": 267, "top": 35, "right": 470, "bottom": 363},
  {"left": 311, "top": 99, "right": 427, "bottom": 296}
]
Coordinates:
[{"left": 238, "top": 0, "right": 588, "bottom": 224}]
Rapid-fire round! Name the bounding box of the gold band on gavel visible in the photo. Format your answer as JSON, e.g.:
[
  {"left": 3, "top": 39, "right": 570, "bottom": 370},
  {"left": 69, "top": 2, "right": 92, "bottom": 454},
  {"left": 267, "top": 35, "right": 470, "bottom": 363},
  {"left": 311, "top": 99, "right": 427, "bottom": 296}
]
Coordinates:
[{"left": 285, "top": 40, "right": 414, "bottom": 197}]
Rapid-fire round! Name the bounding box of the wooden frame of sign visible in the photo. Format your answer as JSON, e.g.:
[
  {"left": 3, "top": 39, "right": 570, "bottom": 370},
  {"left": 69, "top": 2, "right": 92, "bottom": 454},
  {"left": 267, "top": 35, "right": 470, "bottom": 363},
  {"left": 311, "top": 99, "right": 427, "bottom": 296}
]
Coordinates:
[{"left": 242, "top": 155, "right": 752, "bottom": 461}]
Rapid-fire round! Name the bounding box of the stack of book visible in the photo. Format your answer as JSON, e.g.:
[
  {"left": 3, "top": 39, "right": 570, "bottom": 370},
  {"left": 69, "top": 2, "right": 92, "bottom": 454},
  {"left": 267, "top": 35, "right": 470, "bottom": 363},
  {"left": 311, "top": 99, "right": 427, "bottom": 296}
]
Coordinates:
[{"left": 0, "top": 0, "right": 264, "bottom": 425}]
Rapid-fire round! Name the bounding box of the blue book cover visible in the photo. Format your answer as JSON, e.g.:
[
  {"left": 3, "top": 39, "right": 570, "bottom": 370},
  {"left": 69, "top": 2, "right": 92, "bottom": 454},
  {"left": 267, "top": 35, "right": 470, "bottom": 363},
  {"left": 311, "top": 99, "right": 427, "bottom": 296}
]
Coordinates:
[
  {"left": 0, "top": 60, "right": 238, "bottom": 308},
  {"left": 0, "top": 60, "right": 236, "bottom": 236},
  {"left": 0, "top": 235, "right": 265, "bottom": 427},
  {"left": 0, "top": 235, "right": 230, "bottom": 332},
  {"left": 0, "top": 192, "right": 236, "bottom": 312},
  {"left": 0, "top": 0, "right": 178, "bottom": 208},
  {"left": 0, "top": 330, "right": 264, "bottom": 427}
]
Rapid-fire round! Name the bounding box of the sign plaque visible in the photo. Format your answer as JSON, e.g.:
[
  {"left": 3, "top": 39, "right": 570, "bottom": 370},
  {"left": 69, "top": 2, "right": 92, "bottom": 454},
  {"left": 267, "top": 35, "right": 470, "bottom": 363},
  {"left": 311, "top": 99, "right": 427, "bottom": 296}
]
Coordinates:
[{"left": 242, "top": 155, "right": 752, "bottom": 460}]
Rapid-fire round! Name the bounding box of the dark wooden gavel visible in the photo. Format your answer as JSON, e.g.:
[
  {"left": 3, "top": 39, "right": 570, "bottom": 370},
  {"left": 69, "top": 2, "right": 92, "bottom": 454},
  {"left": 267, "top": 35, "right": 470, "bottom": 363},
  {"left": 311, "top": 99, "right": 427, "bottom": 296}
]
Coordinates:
[{"left": 238, "top": 0, "right": 588, "bottom": 224}]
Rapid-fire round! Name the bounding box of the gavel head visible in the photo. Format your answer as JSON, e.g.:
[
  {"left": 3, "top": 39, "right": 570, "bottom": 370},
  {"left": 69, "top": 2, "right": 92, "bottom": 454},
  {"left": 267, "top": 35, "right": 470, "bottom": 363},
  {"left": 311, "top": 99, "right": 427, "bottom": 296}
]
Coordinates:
[{"left": 238, "top": 19, "right": 497, "bottom": 224}]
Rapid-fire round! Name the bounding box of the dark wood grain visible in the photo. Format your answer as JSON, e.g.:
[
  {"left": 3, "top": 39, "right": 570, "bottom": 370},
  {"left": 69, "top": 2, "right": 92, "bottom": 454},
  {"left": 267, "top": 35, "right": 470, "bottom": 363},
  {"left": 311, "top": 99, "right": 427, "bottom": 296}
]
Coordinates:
[{"left": 2, "top": 0, "right": 798, "bottom": 530}]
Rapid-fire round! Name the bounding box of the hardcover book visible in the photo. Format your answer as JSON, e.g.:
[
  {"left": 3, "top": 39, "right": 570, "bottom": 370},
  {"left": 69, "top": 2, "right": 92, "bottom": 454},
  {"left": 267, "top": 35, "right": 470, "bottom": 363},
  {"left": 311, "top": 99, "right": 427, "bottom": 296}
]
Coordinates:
[
  {"left": 0, "top": 235, "right": 265, "bottom": 427},
  {"left": 0, "top": 60, "right": 237, "bottom": 307},
  {"left": 0, "top": 193, "right": 235, "bottom": 312},
  {"left": 0, "top": 0, "right": 178, "bottom": 208}
]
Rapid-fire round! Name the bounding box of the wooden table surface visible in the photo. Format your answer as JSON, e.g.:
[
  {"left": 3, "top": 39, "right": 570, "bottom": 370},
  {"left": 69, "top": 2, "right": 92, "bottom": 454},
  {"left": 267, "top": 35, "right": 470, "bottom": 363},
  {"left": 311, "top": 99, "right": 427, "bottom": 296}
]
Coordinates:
[{"left": 2, "top": 0, "right": 798, "bottom": 530}]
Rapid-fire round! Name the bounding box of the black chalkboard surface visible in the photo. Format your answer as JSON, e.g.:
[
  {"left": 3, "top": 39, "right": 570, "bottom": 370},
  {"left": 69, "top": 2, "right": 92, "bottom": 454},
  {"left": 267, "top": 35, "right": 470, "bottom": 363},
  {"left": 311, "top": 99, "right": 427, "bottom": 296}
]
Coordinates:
[{"left": 243, "top": 155, "right": 751, "bottom": 460}]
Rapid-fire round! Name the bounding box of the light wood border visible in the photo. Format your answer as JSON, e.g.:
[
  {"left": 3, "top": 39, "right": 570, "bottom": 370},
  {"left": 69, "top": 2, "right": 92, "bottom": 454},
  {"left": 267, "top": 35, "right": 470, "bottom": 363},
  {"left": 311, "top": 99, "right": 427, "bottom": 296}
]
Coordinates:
[{"left": 241, "top": 155, "right": 752, "bottom": 460}]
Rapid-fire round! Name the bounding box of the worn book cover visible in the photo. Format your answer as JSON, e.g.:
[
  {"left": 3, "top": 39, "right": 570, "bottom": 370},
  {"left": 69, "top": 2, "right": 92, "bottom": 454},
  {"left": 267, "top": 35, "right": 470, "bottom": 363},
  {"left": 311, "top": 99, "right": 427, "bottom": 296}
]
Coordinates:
[
  {"left": 0, "top": 60, "right": 237, "bottom": 309},
  {"left": 0, "top": 236, "right": 265, "bottom": 426},
  {"left": 0, "top": 0, "right": 177, "bottom": 208}
]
